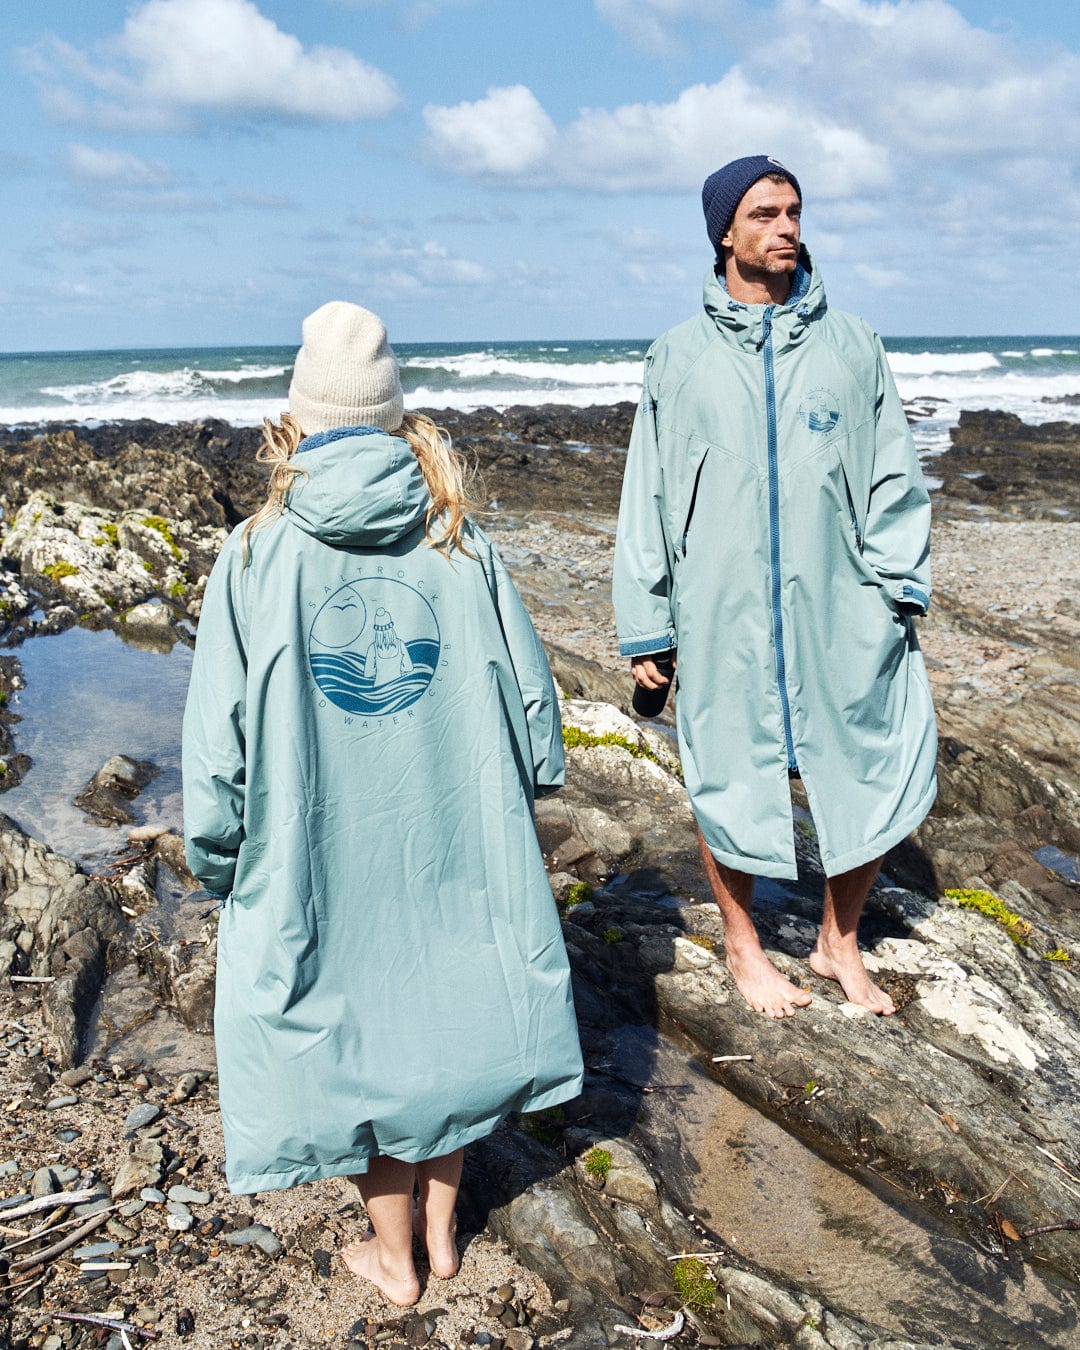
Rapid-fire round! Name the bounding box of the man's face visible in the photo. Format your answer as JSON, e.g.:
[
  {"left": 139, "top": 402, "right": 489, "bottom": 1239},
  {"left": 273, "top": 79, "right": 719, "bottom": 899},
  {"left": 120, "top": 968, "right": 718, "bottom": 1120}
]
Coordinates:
[{"left": 721, "top": 178, "right": 801, "bottom": 277}]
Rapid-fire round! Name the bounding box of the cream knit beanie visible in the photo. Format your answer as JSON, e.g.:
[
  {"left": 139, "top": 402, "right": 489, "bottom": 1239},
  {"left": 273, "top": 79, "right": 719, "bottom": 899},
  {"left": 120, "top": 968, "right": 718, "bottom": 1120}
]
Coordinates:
[{"left": 288, "top": 301, "right": 405, "bottom": 435}]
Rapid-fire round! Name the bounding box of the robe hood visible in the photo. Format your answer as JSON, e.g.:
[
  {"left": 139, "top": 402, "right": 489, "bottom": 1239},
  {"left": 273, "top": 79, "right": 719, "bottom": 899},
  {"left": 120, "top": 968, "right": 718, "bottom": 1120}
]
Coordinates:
[
  {"left": 283, "top": 428, "right": 430, "bottom": 548},
  {"left": 703, "top": 245, "right": 825, "bottom": 354}
]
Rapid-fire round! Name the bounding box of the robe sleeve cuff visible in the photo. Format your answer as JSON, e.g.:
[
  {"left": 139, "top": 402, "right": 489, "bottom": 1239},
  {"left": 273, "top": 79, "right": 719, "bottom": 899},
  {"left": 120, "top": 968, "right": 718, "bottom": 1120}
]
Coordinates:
[
  {"left": 619, "top": 630, "right": 676, "bottom": 658},
  {"left": 891, "top": 581, "right": 930, "bottom": 614}
]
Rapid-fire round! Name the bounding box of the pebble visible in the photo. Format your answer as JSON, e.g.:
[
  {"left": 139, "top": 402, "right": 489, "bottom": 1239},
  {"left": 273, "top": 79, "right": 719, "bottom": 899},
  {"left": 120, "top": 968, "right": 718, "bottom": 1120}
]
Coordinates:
[
  {"left": 141, "top": 1187, "right": 167, "bottom": 1203},
  {"left": 45, "top": 1094, "right": 79, "bottom": 1111},
  {"left": 120, "top": 1199, "right": 147, "bottom": 1217},
  {"left": 106, "top": 1219, "right": 138, "bottom": 1241},
  {"left": 57, "top": 1129, "right": 82, "bottom": 1142},
  {"left": 168, "top": 1212, "right": 195, "bottom": 1232},
  {"left": 124, "top": 1103, "right": 162, "bottom": 1131},
  {"left": 0, "top": 1160, "right": 18, "bottom": 1177},
  {"left": 74, "top": 1196, "right": 113, "bottom": 1218},
  {"left": 171, "top": 1072, "right": 201, "bottom": 1102},
  {"left": 60, "top": 1066, "right": 94, "bottom": 1088},
  {"left": 73, "top": 1240, "right": 120, "bottom": 1259},
  {"left": 168, "top": 1184, "right": 211, "bottom": 1205},
  {"left": 224, "top": 1223, "right": 283, "bottom": 1256},
  {"left": 54, "top": 1165, "right": 80, "bottom": 1184},
  {"left": 31, "top": 1166, "right": 59, "bottom": 1197}
]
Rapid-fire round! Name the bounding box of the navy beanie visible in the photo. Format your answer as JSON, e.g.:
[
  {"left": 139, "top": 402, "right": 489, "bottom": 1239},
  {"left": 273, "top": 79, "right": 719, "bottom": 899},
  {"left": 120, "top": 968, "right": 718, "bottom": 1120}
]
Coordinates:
[{"left": 702, "top": 155, "right": 802, "bottom": 255}]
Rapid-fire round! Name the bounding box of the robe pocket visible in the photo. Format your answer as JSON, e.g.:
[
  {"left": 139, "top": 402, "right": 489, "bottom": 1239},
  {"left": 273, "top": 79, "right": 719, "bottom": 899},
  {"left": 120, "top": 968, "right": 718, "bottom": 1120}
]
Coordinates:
[{"left": 658, "top": 433, "right": 711, "bottom": 559}]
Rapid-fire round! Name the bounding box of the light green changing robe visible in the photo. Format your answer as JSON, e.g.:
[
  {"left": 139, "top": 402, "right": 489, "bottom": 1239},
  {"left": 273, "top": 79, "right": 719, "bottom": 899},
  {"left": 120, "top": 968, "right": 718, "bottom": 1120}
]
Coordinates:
[
  {"left": 183, "top": 428, "right": 583, "bottom": 1194},
  {"left": 613, "top": 252, "right": 937, "bottom": 879}
]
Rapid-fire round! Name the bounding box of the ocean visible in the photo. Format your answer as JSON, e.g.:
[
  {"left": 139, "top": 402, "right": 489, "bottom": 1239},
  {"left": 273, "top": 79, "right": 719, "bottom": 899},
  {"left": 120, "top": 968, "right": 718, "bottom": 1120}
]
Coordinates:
[{"left": 1, "top": 336, "right": 1077, "bottom": 460}]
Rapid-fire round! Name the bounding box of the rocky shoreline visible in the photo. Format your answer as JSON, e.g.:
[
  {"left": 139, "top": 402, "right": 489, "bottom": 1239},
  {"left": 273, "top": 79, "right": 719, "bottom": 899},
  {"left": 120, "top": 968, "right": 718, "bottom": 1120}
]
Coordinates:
[{"left": 0, "top": 407, "right": 1078, "bottom": 1348}]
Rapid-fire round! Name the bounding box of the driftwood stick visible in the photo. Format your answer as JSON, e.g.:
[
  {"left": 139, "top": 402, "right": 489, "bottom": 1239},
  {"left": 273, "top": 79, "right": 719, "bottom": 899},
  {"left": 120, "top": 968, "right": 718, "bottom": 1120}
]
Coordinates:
[
  {"left": 50, "top": 1311, "right": 161, "bottom": 1341},
  {"left": 9, "top": 1207, "right": 115, "bottom": 1270},
  {"left": 0, "top": 1189, "right": 99, "bottom": 1223},
  {"left": 3, "top": 1201, "right": 109, "bottom": 1253},
  {"left": 1020, "top": 1220, "right": 1080, "bottom": 1238}
]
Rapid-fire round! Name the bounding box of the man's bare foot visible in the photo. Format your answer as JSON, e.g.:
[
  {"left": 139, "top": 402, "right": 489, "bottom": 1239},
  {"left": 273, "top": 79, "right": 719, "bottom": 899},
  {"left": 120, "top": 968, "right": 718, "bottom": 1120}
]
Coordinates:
[
  {"left": 341, "top": 1232, "right": 421, "bottom": 1306},
  {"left": 413, "top": 1203, "right": 460, "bottom": 1279},
  {"left": 809, "top": 943, "right": 896, "bottom": 1015},
  {"left": 725, "top": 946, "right": 812, "bottom": 1017}
]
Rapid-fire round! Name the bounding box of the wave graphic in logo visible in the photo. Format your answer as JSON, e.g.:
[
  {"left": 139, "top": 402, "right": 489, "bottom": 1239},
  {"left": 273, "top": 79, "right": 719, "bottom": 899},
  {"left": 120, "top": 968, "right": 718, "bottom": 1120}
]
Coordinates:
[
  {"left": 309, "top": 579, "right": 440, "bottom": 716},
  {"left": 798, "top": 387, "right": 842, "bottom": 434}
]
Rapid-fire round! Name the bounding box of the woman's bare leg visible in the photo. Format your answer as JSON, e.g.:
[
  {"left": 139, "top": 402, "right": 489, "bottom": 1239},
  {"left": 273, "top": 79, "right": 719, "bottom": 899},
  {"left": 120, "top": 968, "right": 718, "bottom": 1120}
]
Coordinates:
[
  {"left": 414, "top": 1148, "right": 463, "bottom": 1278},
  {"left": 343, "top": 1156, "right": 421, "bottom": 1305}
]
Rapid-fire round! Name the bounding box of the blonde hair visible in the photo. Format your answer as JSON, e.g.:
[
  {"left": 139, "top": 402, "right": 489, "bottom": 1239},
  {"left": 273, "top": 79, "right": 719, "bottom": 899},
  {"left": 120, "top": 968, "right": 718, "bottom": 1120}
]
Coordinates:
[{"left": 241, "top": 412, "right": 476, "bottom": 562}]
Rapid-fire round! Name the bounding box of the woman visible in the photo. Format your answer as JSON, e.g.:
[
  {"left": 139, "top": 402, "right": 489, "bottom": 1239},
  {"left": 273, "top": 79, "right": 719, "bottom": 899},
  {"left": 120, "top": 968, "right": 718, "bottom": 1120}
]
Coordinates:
[{"left": 183, "top": 302, "right": 583, "bottom": 1306}]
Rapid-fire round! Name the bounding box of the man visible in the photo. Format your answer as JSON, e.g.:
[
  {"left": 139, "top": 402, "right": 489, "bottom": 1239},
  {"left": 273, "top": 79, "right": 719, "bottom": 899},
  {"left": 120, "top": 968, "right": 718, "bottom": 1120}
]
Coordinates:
[{"left": 613, "top": 155, "right": 937, "bottom": 1019}]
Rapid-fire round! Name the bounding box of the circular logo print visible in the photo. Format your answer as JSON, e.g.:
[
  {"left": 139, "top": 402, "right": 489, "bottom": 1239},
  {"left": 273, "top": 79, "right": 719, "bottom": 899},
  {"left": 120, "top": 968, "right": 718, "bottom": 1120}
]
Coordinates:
[
  {"left": 308, "top": 577, "right": 440, "bottom": 716},
  {"left": 798, "top": 387, "right": 842, "bottom": 434}
]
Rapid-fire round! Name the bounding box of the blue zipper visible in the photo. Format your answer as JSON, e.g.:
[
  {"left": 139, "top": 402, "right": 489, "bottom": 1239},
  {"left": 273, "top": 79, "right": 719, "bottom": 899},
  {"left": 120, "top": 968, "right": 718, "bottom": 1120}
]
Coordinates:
[{"left": 762, "top": 306, "right": 798, "bottom": 774}]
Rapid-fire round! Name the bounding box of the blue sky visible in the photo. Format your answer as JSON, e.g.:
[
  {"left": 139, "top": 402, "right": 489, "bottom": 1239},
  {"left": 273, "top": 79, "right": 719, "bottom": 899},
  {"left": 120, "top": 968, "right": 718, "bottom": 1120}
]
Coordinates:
[{"left": 2, "top": 0, "right": 1078, "bottom": 349}]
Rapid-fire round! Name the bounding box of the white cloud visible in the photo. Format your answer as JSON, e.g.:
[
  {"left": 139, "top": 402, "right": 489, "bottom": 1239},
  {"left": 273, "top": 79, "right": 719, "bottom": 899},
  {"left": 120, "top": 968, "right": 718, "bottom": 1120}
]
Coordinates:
[
  {"left": 596, "top": 0, "right": 733, "bottom": 55},
  {"left": 423, "top": 86, "right": 557, "bottom": 176},
  {"left": 25, "top": 0, "right": 400, "bottom": 130},
  {"left": 65, "top": 144, "right": 173, "bottom": 187},
  {"left": 424, "top": 73, "right": 890, "bottom": 195},
  {"left": 853, "top": 262, "right": 905, "bottom": 288},
  {"left": 366, "top": 238, "right": 493, "bottom": 292},
  {"left": 49, "top": 220, "right": 147, "bottom": 252}
]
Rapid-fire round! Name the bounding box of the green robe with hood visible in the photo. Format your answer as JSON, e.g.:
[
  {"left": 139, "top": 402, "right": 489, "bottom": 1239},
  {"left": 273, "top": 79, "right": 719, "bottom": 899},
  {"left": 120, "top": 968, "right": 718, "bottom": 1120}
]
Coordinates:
[
  {"left": 183, "top": 427, "right": 583, "bottom": 1194},
  {"left": 613, "top": 252, "right": 937, "bottom": 879}
]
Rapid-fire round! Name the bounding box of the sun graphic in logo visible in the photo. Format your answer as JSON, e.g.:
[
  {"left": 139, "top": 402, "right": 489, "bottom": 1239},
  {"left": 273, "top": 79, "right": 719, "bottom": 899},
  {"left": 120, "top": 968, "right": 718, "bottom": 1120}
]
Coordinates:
[{"left": 798, "top": 387, "right": 842, "bottom": 434}]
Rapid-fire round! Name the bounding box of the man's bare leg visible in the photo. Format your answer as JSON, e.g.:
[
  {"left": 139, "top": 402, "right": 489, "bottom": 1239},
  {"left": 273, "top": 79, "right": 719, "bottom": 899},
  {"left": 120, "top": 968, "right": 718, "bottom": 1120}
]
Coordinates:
[
  {"left": 809, "top": 856, "right": 895, "bottom": 1015},
  {"left": 414, "top": 1148, "right": 463, "bottom": 1278},
  {"left": 698, "top": 830, "right": 812, "bottom": 1018},
  {"left": 343, "top": 1156, "right": 421, "bottom": 1305}
]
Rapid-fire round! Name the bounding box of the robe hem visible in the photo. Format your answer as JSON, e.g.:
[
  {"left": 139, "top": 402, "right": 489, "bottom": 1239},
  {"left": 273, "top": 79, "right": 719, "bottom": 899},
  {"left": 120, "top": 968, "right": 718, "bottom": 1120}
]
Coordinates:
[
  {"left": 224, "top": 1073, "right": 584, "bottom": 1195},
  {"left": 819, "top": 777, "right": 938, "bottom": 878},
  {"left": 700, "top": 839, "right": 799, "bottom": 881}
]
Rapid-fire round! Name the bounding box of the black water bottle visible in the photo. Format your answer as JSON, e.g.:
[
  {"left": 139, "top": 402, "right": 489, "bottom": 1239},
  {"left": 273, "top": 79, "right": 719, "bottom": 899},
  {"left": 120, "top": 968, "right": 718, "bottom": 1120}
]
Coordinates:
[{"left": 632, "top": 651, "right": 676, "bottom": 718}]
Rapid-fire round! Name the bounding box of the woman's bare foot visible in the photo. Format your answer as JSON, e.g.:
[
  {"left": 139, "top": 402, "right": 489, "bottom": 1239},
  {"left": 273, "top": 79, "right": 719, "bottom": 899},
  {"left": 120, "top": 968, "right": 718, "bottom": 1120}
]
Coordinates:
[
  {"left": 725, "top": 946, "right": 812, "bottom": 1018},
  {"left": 341, "top": 1232, "right": 421, "bottom": 1306},
  {"left": 413, "top": 1202, "right": 460, "bottom": 1279},
  {"left": 809, "top": 943, "right": 895, "bottom": 1015}
]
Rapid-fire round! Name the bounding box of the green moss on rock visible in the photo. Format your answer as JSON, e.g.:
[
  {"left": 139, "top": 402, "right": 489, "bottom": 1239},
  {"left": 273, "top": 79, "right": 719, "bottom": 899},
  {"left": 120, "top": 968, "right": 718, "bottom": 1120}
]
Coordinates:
[
  {"left": 565, "top": 882, "right": 593, "bottom": 908},
  {"left": 673, "top": 1256, "right": 716, "bottom": 1310},
  {"left": 583, "top": 1146, "right": 612, "bottom": 1183},
  {"left": 562, "top": 725, "right": 658, "bottom": 764},
  {"left": 945, "top": 887, "right": 1032, "bottom": 947},
  {"left": 41, "top": 560, "right": 79, "bottom": 583},
  {"left": 141, "top": 515, "right": 182, "bottom": 561}
]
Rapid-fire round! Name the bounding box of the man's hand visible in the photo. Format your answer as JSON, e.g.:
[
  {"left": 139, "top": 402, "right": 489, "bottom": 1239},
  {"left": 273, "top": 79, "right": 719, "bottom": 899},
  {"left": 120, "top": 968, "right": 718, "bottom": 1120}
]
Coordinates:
[{"left": 631, "top": 653, "right": 676, "bottom": 690}]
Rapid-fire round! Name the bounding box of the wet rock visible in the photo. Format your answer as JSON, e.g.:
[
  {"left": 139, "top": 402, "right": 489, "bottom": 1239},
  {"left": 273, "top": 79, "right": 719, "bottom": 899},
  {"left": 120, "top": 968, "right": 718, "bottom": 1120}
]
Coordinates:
[
  {"left": 535, "top": 702, "right": 697, "bottom": 892},
  {"left": 75, "top": 754, "right": 159, "bottom": 827},
  {"left": 0, "top": 813, "right": 128, "bottom": 1066},
  {"left": 936, "top": 412, "right": 1080, "bottom": 521}
]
